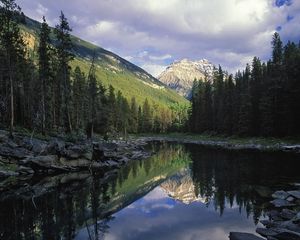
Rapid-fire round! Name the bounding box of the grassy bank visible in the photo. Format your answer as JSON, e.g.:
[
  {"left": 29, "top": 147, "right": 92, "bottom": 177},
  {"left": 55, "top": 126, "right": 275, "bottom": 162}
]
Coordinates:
[{"left": 132, "top": 133, "right": 300, "bottom": 152}]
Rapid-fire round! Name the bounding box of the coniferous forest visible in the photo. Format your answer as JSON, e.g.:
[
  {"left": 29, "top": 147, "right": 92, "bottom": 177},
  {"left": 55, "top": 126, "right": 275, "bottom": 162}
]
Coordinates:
[
  {"left": 1, "top": 0, "right": 300, "bottom": 140},
  {"left": 1, "top": 1, "right": 300, "bottom": 240},
  {"left": 190, "top": 32, "right": 300, "bottom": 137},
  {"left": 0, "top": 0, "right": 187, "bottom": 139}
]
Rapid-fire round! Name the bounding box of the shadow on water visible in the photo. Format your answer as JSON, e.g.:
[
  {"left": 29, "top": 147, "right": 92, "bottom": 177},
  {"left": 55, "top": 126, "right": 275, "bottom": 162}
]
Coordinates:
[{"left": 0, "top": 141, "right": 300, "bottom": 239}]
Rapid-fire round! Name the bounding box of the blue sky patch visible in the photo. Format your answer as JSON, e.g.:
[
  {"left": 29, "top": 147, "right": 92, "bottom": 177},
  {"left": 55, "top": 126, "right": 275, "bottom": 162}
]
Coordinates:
[
  {"left": 275, "top": 0, "right": 292, "bottom": 7},
  {"left": 287, "top": 15, "right": 294, "bottom": 21}
]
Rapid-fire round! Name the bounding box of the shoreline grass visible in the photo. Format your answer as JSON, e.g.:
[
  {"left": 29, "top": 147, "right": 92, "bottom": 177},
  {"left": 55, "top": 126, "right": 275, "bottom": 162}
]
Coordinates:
[{"left": 132, "top": 132, "right": 300, "bottom": 147}]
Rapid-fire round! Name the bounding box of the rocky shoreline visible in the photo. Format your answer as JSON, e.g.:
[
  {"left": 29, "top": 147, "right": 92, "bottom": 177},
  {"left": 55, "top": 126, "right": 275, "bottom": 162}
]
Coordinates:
[
  {"left": 138, "top": 136, "right": 300, "bottom": 154},
  {"left": 230, "top": 188, "right": 300, "bottom": 240},
  {"left": 0, "top": 130, "right": 151, "bottom": 181}
]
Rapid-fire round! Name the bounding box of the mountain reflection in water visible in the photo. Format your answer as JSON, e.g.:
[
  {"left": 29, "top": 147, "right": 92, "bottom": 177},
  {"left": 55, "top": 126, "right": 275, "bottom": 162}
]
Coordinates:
[{"left": 1, "top": 142, "right": 300, "bottom": 240}]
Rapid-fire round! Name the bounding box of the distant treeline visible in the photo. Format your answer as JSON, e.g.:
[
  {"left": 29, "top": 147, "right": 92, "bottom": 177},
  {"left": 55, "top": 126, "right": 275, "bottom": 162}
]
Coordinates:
[
  {"left": 0, "top": 0, "right": 187, "bottom": 138},
  {"left": 190, "top": 32, "right": 300, "bottom": 137}
]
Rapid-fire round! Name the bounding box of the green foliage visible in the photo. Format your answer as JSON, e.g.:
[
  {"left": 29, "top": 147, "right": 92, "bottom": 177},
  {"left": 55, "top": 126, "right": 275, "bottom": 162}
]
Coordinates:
[
  {"left": 54, "top": 11, "right": 74, "bottom": 133},
  {"left": 0, "top": 3, "right": 189, "bottom": 136},
  {"left": 190, "top": 32, "right": 300, "bottom": 138},
  {"left": 17, "top": 14, "right": 188, "bottom": 109},
  {"left": 0, "top": 0, "right": 27, "bottom": 136},
  {"left": 72, "top": 66, "right": 87, "bottom": 130},
  {"left": 38, "top": 16, "right": 52, "bottom": 135}
]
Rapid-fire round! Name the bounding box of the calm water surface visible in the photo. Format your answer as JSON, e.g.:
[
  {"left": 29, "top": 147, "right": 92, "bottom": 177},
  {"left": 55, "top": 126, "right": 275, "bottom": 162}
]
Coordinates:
[{"left": 1, "top": 142, "right": 300, "bottom": 240}]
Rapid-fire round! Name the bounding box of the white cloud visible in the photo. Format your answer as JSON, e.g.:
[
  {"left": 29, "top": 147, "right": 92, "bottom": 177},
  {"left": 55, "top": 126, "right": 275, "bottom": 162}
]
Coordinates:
[
  {"left": 142, "top": 64, "right": 168, "bottom": 77},
  {"left": 124, "top": 56, "right": 134, "bottom": 61},
  {"left": 149, "top": 54, "right": 172, "bottom": 61},
  {"left": 17, "top": 0, "right": 300, "bottom": 75},
  {"left": 36, "top": 3, "right": 48, "bottom": 16}
]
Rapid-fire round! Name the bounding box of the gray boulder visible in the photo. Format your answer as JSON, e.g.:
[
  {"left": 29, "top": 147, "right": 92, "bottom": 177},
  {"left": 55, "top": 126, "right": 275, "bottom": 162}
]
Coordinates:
[
  {"left": 272, "top": 190, "right": 290, "bottom": 200},
  {"left": 280, "top": 209, "right": 297, "bottom": 220},
  {"left": 270, "top": 199, "right": 296, "bottom": 207},
  {"left": 102, "top": 142, "right": 118, "bottom": 151},
  {"left": 292, "top": 212, "right": 300, "bottom": 224},
  {"left": 256, "top": 228, "right": 278, "bottom": 238},
  {"left": 44, "top": 140, "right": 65, "bottom": 155},
  {"left": 287, "top": 191, "right": 300, "bottom": 199},
  {"left": 17, "top": 166, "right": 34, "bottom": 175},
  {"left": 54, "top": 142, "right": 93, "bottom": 160},
  {"left": 229, "top": 232, "right": 265, "bottom": 240},
  {"left": 22, "top": 155, "right": 67, "bottom": 172},
  {"left": 273, "top": 231, "right": 300, "bottom": 240},
  {"left": 279, "top": 220, "right": 300, "bottom": 233},
  {"left": 0, "top": 170, "right": 18, "bottom": 178},
  {"left": 20, "top": 137, "right": 47, "bottom": 154},
  {"left": 0, "top": 145, "right": 31, "bottom": 159}
]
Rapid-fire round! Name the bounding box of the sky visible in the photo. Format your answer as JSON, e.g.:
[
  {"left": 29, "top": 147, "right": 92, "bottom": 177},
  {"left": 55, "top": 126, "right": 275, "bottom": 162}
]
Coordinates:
[{"left": 16, "top": 0, "right": 300, "bottom": 77}]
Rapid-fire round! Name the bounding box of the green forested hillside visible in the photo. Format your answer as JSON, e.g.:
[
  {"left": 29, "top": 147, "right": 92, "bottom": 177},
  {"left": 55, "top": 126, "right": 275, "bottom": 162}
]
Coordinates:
[{"left": 21, "top": 17, "right": 188, "bottom": 108}]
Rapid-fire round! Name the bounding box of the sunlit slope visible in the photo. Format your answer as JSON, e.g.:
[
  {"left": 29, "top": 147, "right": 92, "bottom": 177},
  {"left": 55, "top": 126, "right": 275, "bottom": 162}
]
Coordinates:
[{"left": 21, "top": 17, "right": 188, "bottom": 107}]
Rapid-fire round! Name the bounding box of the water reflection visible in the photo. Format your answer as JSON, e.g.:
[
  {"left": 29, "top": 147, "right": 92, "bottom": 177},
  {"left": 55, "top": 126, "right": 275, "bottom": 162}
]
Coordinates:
[{"left": 0, "top": 142, "right": 300, "bottom": 239}]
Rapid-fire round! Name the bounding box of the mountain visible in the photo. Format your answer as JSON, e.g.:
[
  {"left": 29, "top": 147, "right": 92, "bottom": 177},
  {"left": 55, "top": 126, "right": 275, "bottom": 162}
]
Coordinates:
[
  {"left": 160, "top": 169, "right": 207, "bottom": 204},
  {"left": 158, "top": 59, "right": 214, "bottom": 98},
  {"left": 20, "top": 16, "right": 188, "bottom": 108}
]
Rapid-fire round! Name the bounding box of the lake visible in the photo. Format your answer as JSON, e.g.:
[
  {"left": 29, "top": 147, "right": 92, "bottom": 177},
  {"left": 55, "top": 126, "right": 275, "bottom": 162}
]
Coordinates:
[{"left": 1, "top": 141, "right": 300, "bottom": 240}]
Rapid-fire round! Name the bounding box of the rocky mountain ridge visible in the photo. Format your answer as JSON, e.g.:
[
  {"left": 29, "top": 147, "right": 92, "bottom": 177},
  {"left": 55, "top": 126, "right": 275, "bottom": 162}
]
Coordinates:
[
  {"left": 158, "top": 59, "right": 214, "bottom": 98},
  {"left": 160, "top": 169, "right": 206, "bottom": 204}
]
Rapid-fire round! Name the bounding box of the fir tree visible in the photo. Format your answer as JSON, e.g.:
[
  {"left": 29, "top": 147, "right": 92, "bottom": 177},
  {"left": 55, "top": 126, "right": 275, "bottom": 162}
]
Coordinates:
[
  {"left": 38, "top": 16, "right": 52, "bottom": 135},
  {"left": 237, "top": 65, "right": 251, "bottom": 136},
  {"left": 130, "top": 97, "right": 138, "bottom": 133},
  {"left": 223, "top": 75, "right": 234, "bottom": 135},
  {"left": 72, "top": 66, "right": 86, "bottom": 131},
  {"left": 212, "top": 66, "right": 224, "bottom": 132},
  {"left": 86, "top": 56, "right": 98, "bottom": 139},
  {"left": 141, "top": 99, "right": 152, "bottom": 132},
  {"left": 203, "top": 76, "right": 213, "bottom": 132},
  {"left": 0, "top": 0, "right": 26, "bottom": 136},
  {"left": 54, "top": 11, "right": 74, "bottom": 133},
  {"left": 249, "top": 57, "right": 262, "bottom": 135},
  {"left": 107, "top": 85, "right": 116, "bottom": 133}
]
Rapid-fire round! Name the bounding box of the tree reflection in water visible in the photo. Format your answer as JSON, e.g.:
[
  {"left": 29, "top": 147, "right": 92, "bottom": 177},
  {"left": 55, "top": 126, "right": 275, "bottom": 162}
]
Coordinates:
[{"left": 0, "top": 142, "right": 300, "bottom": 239}]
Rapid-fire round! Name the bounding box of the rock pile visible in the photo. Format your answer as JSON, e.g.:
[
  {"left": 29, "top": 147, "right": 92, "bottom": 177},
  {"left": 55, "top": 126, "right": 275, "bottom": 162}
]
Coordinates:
[
  {"left": 230, "top": 189, "right": 300, "bottom": 240},
  {"left": 0, "top": 130, "right": 151, "bottom": 179}
]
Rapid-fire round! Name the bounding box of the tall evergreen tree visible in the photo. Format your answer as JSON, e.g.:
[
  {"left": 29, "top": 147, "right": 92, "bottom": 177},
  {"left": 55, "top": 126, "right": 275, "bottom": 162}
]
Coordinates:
[
  {"left": 223, "top": 74, "right": 234, "bottom": 135},
  {"left": 190, "top": 79, "right": 199, "bottom": 132},
  {"left": 38, "top": 16, "right": 52, "bottom": 135},
  {"left": 120, "top": 97, "right": 130, "bottom": 138},
  {"left": 249, "top": 57, "right": 262, "bottom": 135},
  {"left": 212, "top": 66, "right": 224, "bottom": 132},
  {"left": 270, "top": 32, "right": 284, "bottom": 136},
  {"left": 237, "top": 65, "right": 252, "bottom": 135},
  {"left": 137, "top": 106, "right": 143, "bottom": 133},
  {"left": 72, "top": 66, "right": 86, "bottom": 131},
  {"left": 86, "top": 56, "right": 98, "bottom": 139},
  {"left": 202, "top": 76, "right": 213, "bottom": 132},
  {"left": 54, "top": 11, "right": 74, "bottom": 133},
  {"left": 260, "top": 61, "right": 274, "bottom": 136},
  {"left": 107, "top": 85, "right": 116, "bottom": 133},
  {"left": 130, "top": 97, "right": 138, "bottom": 133},
  {"left": 272, "top": 32, "right": 283, "bottom": 65},
  {"left": 282, "top": 41, "right": 300, "bottom": 136},
  {"left": 0, "top": 0, "right": 26, "bottom": 136},
  {"left": 141, "top": 99, "right": 152, "bottom": 132},
  {"left": 232, "top": 71, "right": 243, "bottom": 134},
  {"left": 115, "top": 90, "right": 123, "bottom": 133}
]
